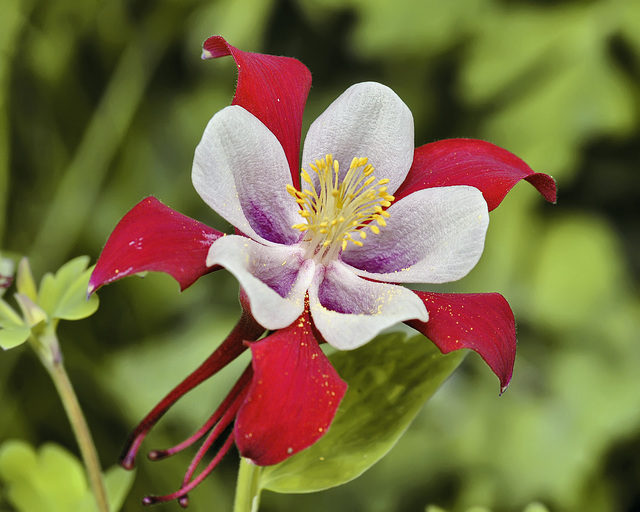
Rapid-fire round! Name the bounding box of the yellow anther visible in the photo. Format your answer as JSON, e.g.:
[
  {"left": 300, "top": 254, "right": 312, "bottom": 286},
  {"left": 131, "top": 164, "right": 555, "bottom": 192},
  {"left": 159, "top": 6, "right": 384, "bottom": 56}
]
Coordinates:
[
  {"left": 302, "top": 170, "right": 313, "bottom": 184},
  {"left": 287, "top": 154, "right": 394, "bottom": 263},
  {"left": 375, "top": 215, "right": 387, "bottom": 227}
]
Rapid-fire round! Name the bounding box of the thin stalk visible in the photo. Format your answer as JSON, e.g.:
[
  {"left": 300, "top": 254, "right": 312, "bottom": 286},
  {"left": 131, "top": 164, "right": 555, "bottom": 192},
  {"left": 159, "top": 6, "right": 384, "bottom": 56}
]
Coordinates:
[
  {"left": 233, "top": 457, "right": 263, "bottom": 512},
  {"left": 37, "top": 332, "right": 110, "bottom": 512}
]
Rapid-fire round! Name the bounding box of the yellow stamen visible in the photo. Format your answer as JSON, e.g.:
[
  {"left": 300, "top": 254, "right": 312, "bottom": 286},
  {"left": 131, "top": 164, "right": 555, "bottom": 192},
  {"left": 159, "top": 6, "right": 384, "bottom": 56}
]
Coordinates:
[{"left": 287, "top": 154, "right": 394, "bottom": 264}]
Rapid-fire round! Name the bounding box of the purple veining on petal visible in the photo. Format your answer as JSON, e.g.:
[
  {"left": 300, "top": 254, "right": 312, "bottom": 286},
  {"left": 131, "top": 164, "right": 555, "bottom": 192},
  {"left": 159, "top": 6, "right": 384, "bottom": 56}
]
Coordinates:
[
  {"left": 242, "top": 200, "right": 301, "bottom": 246},
  {"left": 341, "top": 246, "right": 419, "bottom": 274},
  {"left": 249, "top": 247, "right": 305, "bottom": 298},
  {"left": 316, "top": 263, "right": 378, "bottom": 314}
]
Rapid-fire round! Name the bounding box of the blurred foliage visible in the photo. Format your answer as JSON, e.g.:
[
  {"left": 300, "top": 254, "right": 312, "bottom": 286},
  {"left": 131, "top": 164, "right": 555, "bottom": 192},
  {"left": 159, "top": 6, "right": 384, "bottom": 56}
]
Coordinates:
[
  {"left": 1, "top": 0, "right": 639, "bottom": 511},
  {"left": 0, "top": 439, "right": 134, "bottom": 512}
]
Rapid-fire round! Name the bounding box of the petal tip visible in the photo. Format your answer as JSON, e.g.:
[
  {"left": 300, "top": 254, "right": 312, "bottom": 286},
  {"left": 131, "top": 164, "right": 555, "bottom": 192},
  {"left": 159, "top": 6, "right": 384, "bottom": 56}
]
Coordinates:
[
  {"left": 201, "top": 35, "right": 231, "bottom": 60},
  {"left": 526, "top": 172, "right": 558, "bottom": 205}
]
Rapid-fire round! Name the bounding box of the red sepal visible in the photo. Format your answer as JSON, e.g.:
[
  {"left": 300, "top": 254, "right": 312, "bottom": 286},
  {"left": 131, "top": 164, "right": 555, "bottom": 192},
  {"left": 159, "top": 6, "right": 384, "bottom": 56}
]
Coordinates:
[
  {"left": 406, "top": 291, "right": 516, "bottom": 393},
  {"left": 394, "top": 139, "right": 557, "bottom": 211},
  {"left": 235, "top": 310, "right": 348, "bottom": 465},
  {"left": 202, "top": 36, "right": 312, "bottom": 189},
  {"left": 88, "top": 197, "right": 222, "bottom": 294}
]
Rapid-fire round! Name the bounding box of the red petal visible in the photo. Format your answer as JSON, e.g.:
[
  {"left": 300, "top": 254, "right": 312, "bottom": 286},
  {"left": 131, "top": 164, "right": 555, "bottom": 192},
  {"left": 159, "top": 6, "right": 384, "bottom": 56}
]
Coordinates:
[
  {"left": 235, "top": 311, "right": 348, "bottom": 465},
  {"left": 88, "top": 197, "right": 222, "bottom": 294},
  {"left": 394, "top": 139, "right": 557, "bottom": 211},
  {"left": 202, "top": 36, "right": 312, "bottom": 189},
  {"left": 406, "top": 291, "right": 516, "bottom": 393}
]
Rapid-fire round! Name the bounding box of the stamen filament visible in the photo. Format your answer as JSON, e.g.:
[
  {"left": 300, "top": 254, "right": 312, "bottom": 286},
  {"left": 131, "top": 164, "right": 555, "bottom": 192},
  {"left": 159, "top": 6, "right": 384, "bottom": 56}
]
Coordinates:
[{"left": 290, "top": 154, "right": 394, "bottom": 265}]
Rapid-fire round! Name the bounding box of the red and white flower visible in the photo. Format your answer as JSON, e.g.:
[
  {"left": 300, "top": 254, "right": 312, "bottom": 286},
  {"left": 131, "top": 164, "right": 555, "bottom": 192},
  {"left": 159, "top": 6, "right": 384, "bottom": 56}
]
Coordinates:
[{"left": 89, "top": 36, "right": 556, "bottom": 505}]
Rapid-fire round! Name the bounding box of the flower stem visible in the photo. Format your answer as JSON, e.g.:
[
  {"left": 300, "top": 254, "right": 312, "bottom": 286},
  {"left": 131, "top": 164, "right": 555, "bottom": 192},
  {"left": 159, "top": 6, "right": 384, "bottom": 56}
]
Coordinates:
[
  {"left": 233, "top": 457, "right": 262, "bottom": 512},
  {"left": 38, "top": 332, "right": 110, "bottom": 512}
]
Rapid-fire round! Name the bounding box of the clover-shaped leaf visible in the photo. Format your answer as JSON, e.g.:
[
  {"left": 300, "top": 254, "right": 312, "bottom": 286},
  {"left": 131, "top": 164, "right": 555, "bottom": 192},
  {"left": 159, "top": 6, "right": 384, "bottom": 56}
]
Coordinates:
[
  {"left": 38, "top": 256, "right": 99, "bottom": 321},
  {"left": 0, "top": 257, "right": 99, "bottom": 351}
]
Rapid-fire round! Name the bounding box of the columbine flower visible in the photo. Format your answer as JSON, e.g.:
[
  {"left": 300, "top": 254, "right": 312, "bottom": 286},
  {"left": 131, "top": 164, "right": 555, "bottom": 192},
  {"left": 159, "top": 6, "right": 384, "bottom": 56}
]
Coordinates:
[{"left": 88, "top": 36, "right": 556, "bottom": 505}]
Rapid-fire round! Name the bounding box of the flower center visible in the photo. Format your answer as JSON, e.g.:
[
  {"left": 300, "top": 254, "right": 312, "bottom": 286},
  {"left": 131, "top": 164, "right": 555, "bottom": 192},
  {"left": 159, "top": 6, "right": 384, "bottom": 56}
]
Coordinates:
[{"left": 286, "top": 154, "right": 395, "bottom": 265}]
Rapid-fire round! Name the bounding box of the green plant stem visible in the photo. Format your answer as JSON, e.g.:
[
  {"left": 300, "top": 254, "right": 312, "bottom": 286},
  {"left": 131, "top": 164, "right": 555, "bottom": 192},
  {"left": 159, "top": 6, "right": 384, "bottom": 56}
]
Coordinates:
[
  {"left": 43, "top": 347, "right": 110, "bottom": 512},
  {"left": 233, "top": 457, "right": 263, "bottom": 512}
]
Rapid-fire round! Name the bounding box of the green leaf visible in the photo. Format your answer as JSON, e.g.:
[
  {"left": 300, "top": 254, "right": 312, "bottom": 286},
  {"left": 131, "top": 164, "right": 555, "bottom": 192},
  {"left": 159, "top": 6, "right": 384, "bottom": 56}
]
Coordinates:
[
  {"left": 0, "top": 440, "right": 87, "bottom": 512},
  {"left": 16, "top": 258, "right": 38, "bottom": 302},
  {"left": 0, "top": 324, "right": 30, "bottom": 350},
  {"left": 14, "top": 293, "right": 47, "bottom": 328},
  {"left": 101, "top": 465, "right": 136, "bottom": 512},
  {"left": 261, "top": 332, "right": 465, "bottom": 493},
  {"left": 38, "top": 256, "right": 99, "bottom": 321},
  {"left": 0, "top": 298, "right": 29, "bottom": 350},
  {"left": 52, "top": 266, "right": 99, "bottom": 321},
  {"left": 0, "top": 297, "right": 23, "bottom": 325},
  {"left": 76, "top": 465, "right": 136, "bottom": 512},
  {"left": 0, "top": 439, "right": 135, "bottom": 512}
]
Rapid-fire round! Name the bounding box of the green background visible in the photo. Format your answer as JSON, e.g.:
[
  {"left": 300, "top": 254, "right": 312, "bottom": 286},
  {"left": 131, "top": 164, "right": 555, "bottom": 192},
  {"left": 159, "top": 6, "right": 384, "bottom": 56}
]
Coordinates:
[{"left": 1, "top": 0, "right": 639, "bottom": 510}]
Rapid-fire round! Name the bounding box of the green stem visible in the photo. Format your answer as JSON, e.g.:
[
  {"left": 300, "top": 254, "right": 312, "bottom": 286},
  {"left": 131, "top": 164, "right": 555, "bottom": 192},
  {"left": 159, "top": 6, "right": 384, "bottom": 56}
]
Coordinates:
[
  {"left": 38, "top": 333, "right": 110, "bottom": 512},
  {"left": 233, "top": 457, "right": 263, "bottom": 512}
]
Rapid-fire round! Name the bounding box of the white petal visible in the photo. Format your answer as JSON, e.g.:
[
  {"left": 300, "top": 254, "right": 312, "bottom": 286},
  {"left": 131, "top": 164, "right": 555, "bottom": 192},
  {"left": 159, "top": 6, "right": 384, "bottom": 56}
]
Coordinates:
[
  {"left": 301, "top": 82, "right": 414, "bottom": 195},
  {"left": 342, "top": 186, "right": 489, "bottom": 283},
  {"left": 193, "top": 106, "right": 300, "bottom": 245},
  {"left": 309, "top": 261, "right": 428, "bottom": 350},
  {"left": 206, "top": 235, "right": 314, "bottom": 329}
]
